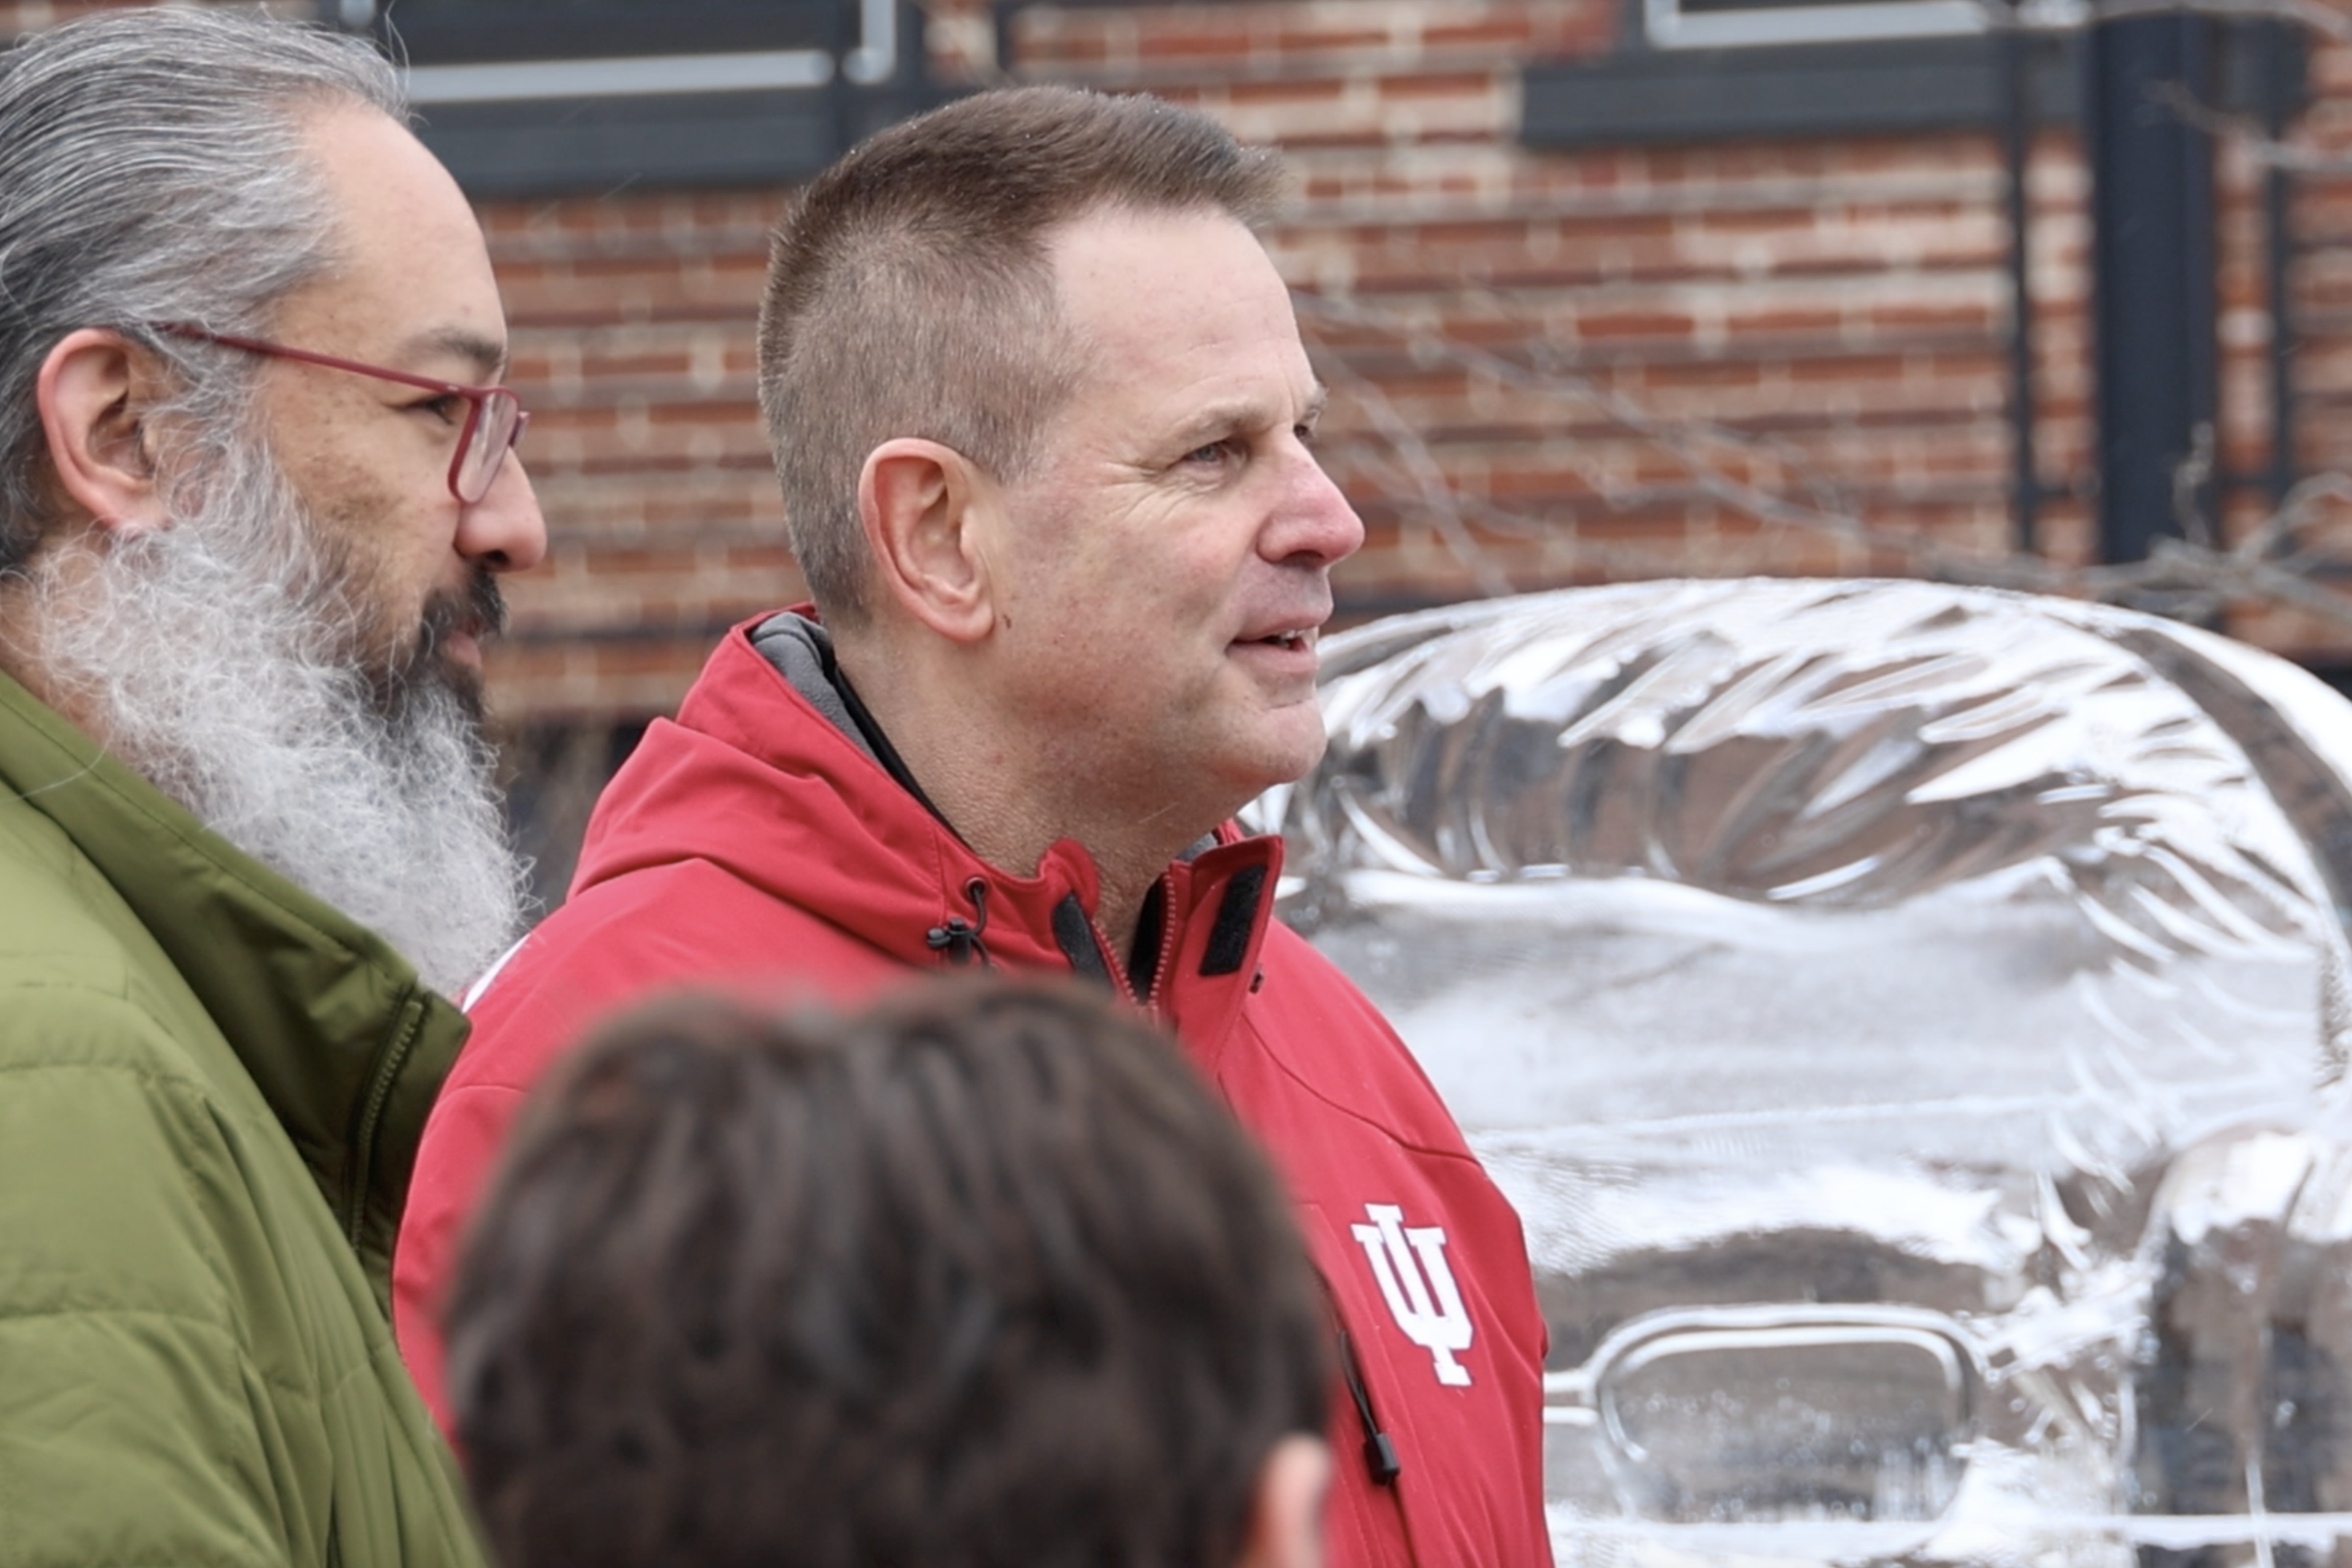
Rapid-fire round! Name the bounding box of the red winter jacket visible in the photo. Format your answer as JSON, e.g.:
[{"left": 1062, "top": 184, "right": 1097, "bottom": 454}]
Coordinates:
[{"left": 396, "top": 612, "right": 1553, "bottom": 1568}]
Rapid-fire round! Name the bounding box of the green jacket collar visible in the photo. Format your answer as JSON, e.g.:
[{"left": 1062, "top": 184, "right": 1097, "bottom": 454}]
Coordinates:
[{"left": 0, "top": 669, "right": 468, "bottom": 1312}]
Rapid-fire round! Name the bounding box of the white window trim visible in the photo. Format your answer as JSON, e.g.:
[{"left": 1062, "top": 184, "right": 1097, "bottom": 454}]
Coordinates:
[
  {"left": 401, "top": 0, "right": 898, "bottom": 105},
  {"left": 1645, "top": 0, "right": 1986, "bottom": 49}
]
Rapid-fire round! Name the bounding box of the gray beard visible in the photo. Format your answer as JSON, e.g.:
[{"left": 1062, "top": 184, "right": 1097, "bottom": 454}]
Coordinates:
[{"left": 23, "top": 439, "right": 529, "bottom": 998}]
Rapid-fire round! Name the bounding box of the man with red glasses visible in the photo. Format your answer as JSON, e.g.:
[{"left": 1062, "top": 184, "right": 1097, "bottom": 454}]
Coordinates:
[{"left": 0, "top": 7, "right": 541, "bottom": 1566}]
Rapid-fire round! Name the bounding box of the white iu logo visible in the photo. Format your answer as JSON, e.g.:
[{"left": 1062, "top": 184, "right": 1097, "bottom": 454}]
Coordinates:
[{"left": 1351, "top": 1202, "right": 1474, "bottom": 1386}]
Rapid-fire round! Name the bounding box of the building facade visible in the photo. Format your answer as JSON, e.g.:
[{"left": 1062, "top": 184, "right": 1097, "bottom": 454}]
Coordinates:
[{"left": 8, "top": 0, "right": 2351, "bottom": 886}]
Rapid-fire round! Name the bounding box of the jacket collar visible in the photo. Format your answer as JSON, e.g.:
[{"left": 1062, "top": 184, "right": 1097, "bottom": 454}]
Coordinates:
[
  {"left": 579, "top": 617, "right": 1117, "bottom": 969},
  {"left": 0, "top": 669, "right": 466, "bottom": 1312}
]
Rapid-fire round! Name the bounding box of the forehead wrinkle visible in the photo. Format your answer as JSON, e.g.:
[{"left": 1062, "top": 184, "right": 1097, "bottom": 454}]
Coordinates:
[
  {"left": 1169, "top": 379, "right": 1329, "bottom": 446},
  {"left": 399, "top": 326, "right": 509, "bottom": 382}
]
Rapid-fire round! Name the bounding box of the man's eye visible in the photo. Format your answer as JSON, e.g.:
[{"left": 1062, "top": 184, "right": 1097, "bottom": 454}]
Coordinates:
[
  {"left": 415, "top": 394, "right": 466, "bottom": 425},
  {"left": 1183, "top": 439, "right": 1234, "bottom": 465}
]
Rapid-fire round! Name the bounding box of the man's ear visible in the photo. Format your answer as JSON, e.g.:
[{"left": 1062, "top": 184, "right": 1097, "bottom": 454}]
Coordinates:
[
  {"left": 35, "top": 328, "right": 170, "bottom": 538},
  {"left": 858, "top": 436, "right": 995, "bottom": 644},
  {"left": 1234, "top": 1435, "right": 1332, "bottom": 1568}
]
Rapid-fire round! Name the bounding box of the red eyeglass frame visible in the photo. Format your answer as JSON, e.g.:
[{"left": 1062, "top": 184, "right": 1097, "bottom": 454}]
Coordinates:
[{"left": 152, "top": 321, "right": 530, "bottom": 504}]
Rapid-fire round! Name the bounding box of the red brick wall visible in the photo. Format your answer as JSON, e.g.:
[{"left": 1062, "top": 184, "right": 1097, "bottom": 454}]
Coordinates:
[
  {"left": 2251, "top": 32, "right": 2352, "bottom": 657},
  {"left": 4, "top": 0, "right": 2347, "bottom": 718},
  {"left": 469, "top": 0, "right": 2352, "bottom": 712},
  {"left": 483, "top": 191, "right": 786, "bottom": 716}
]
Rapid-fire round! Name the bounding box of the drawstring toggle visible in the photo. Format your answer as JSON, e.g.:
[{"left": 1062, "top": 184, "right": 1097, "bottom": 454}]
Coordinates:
[{"left": 926, "top": 878, "right": 994, "bottom": 968}]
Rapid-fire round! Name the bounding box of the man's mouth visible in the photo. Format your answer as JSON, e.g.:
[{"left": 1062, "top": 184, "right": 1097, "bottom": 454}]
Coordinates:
[
  {"left": 1243, "top": 627, "right": 1317, "bottom": 653},
  {"left": 420, "top": 571, "right": 508, "bottom": 663},
  {"left": 374, "top": 569, "right": 507, "bottom": 718}
]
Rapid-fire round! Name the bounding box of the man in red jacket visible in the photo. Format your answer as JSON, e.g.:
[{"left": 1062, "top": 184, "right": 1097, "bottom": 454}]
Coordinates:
[{"left": 400, "top": 85, "right": 1553, "bottom": 1567}]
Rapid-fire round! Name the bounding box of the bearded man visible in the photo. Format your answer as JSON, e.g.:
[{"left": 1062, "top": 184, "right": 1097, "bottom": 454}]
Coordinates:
[{"left": 0, "top": 9, "right": 542, "bottom": 1564}]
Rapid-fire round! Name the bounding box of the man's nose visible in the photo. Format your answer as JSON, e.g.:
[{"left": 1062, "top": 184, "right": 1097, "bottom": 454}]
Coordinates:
[
  {"left": 458, "top": 448, "right": 547, "bottom": 574},
  {"left": 1266, "top": 447, "right": 1365, "bottom": 569}
]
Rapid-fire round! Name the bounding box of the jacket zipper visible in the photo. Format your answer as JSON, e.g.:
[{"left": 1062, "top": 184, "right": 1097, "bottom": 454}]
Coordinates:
[
  {"left": 1086, "top": 869, "right": 1182, "bottom": 1018},
  {"left": 1085, "top": 907, "right": 1141, "bottom": 1008},
  {"left": 345, "top": 991, "right": 426, "bottom": 1249}
]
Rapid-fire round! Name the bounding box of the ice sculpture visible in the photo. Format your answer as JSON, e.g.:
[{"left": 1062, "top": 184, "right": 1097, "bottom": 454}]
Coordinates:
[{"left": 1262, "top": 579, "right": 2352, "bottom": 1567}]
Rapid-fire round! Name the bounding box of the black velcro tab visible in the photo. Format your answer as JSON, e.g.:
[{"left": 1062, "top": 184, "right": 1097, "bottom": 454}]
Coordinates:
[
  {"left": 1198, "top": 864, "right": 1267, "bottom": 977},
  {"left": 1052, "top": 894, "right": 1114, "bottom": 990}
]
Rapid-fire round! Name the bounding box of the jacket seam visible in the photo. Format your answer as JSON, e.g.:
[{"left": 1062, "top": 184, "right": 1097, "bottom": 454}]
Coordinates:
[
  {"left": 0, "top": 1304, "right": 326, "bottom": 1404},
  {"left": 0, "top": 1050, "right": 279, "bottom": 1160},
  {"left": 0, "top": 1053, "right": 326, "bottom": 1391},
  {"left": 0, "top": 977, "right": 325, "bottom": 1152},
  {"left": 1238, "top": 1010, "right": 1496, "bottom": 1165}
]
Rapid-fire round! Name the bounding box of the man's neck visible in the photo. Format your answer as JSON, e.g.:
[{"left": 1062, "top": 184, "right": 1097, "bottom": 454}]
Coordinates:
[
  {"left": 892, "top": 731, "right": 1180, "bottom": 964},
  {"left": 0, "top": 579, "right": 102, "bottom": 748},
  {"left": 832, "top": 634, "right": 1204, "bottom": 962}
]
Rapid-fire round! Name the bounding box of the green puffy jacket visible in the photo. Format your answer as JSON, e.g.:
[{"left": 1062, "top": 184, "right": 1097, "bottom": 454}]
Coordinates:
[{"left": 0, "top": 670, "right": 485, "bottom": 1567}]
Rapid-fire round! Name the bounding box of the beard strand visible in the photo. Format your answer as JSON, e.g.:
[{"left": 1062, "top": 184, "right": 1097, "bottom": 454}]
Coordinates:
[{"left": 23, "top": 437, "right": 530, "bottom": 997}]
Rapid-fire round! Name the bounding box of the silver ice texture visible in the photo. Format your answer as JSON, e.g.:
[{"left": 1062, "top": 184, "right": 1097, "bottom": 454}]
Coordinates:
[{"left": 1263, "top": 579, "right": 2352, "bottom": 1567}]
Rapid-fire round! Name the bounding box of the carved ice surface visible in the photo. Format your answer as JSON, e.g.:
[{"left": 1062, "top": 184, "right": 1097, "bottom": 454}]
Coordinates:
[{"left": 1262, "top": 580, "right": 2352, "bottom": 1567}]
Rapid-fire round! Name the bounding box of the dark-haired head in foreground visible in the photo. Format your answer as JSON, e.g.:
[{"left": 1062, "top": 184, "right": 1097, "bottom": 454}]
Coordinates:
[{"left": 446, "top": 979, "right": 1334, "bottom": 1568}]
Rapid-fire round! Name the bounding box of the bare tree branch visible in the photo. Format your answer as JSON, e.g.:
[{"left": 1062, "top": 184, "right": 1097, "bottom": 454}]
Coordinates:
[
  {"left": 1294, "top": 288, "right": 2352, "bottom": 637},
  {"left": 2148, "top": 78, "right": 2352, "bottom": 174},
  {"left": 1313, "top": 347, "right": 1522, "bottom": 598}
]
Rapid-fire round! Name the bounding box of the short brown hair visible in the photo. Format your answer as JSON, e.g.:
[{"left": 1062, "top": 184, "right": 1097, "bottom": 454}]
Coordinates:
[
  {"left": 757, "top": 86, "right": 1283, "bottom": 625},
  {"left": 445, "top": 978, "right": 1330, "bottom": 1568}
]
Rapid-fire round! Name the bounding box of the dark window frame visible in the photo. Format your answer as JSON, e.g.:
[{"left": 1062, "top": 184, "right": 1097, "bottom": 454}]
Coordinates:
[
  {"left": 374, "top": 0, "right": 853, "bottom": 66},
  {"left": 1520, "top": 19, "right": 2302, "bottom": 149},
  {"left": 333, "top": 0, "right": 937, "bottom": 198}
]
